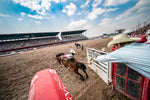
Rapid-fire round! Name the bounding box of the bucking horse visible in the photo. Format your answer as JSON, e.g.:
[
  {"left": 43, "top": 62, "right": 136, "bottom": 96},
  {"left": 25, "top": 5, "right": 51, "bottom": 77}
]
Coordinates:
[{"left": 56, "top": 53, "right": 88, "bottom": 81}]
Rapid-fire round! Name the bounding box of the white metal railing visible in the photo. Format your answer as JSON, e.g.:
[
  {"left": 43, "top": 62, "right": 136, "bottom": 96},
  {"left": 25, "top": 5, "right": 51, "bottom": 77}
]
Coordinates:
[{"left": 86, "top": 47, "right": 112, "bottom": 85}]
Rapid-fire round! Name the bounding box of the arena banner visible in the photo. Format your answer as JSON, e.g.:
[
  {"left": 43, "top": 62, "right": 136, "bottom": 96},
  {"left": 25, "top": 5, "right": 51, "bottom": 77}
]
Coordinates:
[
  {"left": 28, "top": 68, "right": 73, "bottom": 100},
  {"left": 86, "top": 47, "right": 111, "bottom": 85}
]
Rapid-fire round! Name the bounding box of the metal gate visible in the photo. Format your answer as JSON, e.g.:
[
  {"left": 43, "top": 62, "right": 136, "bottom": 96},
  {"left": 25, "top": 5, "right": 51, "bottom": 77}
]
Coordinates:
[
  {"left": 86, "top": 47, "right": 111, "bottom": 85},
  {"left": 111, "top": 62, "right": 150, "bottom": 100}
]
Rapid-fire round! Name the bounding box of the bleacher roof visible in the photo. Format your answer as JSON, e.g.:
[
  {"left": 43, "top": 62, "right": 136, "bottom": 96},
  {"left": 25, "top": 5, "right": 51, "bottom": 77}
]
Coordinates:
[
  {"left": 61, "top": 30, "right": 86, "bottom": 36},
  {"left": 0, "top": 32, "right": 59, "bottom": 41},
  {"left": 0, "top": 30, "right": 87, "bottom": 41}
]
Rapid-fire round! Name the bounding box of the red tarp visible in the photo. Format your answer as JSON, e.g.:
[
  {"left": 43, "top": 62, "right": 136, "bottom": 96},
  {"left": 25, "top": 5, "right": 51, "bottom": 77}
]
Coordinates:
[{"left": 28, "top": 68, "right": 73, "bottom": 100}]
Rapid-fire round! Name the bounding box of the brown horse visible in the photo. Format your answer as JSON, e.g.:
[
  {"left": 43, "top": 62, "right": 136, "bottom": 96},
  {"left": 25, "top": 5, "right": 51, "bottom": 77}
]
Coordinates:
[{"left": 56, "top": 53, "right": 88, "bottom": 81}]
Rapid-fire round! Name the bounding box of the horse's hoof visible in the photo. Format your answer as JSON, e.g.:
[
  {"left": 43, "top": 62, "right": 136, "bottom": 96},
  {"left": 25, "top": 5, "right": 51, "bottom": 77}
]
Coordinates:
[
  {"left": 86, "top": 76, "right": 89, "bottom": 79},
  {"left": 81, "top": 78, "right": 85, "bottom": 81}
]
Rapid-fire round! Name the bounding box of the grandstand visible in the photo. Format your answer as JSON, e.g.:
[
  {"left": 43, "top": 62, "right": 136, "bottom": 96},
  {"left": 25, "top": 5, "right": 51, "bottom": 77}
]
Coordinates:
[
  {"left": 0, "top": 32, "right": 59, "bottom": 42},
  {"left": 0, "top": 30, "right": 88, "bottom": 54},
  {"left": 61, "top": 30, "right": 88, "bottom": 42}
]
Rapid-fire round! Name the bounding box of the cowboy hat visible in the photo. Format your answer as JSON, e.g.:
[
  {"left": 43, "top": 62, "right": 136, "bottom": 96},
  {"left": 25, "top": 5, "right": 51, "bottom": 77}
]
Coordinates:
[
  {"left": 122, "top": 30, "right": 132, "bottom": 34},
  {"left": 107, "top": 34, "right": 141, "bottom": 47}
]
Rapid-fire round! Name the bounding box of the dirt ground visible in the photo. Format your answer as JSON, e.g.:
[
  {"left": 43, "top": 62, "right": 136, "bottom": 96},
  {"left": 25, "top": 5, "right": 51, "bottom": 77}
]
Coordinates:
[{"left": 0, "top": 38, "right": 132, "bottom": 100}]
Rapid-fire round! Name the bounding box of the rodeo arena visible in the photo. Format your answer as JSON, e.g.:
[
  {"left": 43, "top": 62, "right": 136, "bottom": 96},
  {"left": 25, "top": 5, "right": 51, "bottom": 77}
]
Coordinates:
[{"left": 0, "top": 20, "right": 150, "bottom": 100}]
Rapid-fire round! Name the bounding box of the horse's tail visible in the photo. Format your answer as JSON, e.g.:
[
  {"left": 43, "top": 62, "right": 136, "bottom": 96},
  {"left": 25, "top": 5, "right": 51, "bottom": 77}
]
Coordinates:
[{"left": 76, "top": 62, "right": 86, "bottom": 70}]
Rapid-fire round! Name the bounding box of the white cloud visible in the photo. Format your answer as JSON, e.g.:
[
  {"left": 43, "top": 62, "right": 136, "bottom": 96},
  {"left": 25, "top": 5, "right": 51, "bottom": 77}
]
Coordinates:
[
  {"left": 98, "top": 18, "right": 112, "bottom": 26},
  {"left": 80, "top": 5, "right": 84, "bottom": 9},
  {"left": 28, "top": 14, "right": 44, "bottom": 19},
  {"left": 0, "top": 13, "right": 10, "bottom": 17},
  {"left": 13, "top": 0, "right": 52, "bottom": 15},
  {"left": 18, "top": 18, "right": 23, "bottom": 21},
  {"left": 53, "top": 0, "right": 60, "bottom": 3},
  {"left": 87, "top": 7, "right": 105, "bottom": 20},
  {"left": 87, "top": 6, "right": 118, "bottom": 20},
  {"left": 83, "top": 24, "right": 92, "bottom": 29},
  {"left": 66, "top": 20, "right": 87, "bottom": 29},
  {"left": 104, "top": 0, "right": 129, "bottom": 7},
  {"left": 130, "top": 0, "right": 150, "bottom": 13},
  {"left": 61, "top": 0, "right": 66, "bottom": 2},
  {"left": 106, "top": 8, "right": 118, "bottom": 12},
  {"left": 35, "top": 21, "right": 41, "bottom": 24},
  {"left": 136, "top": 6, "right": 150, "bottom": 13},
  {"left": 37, "top": 9, "right": 46, "bottom": 15},
  {"left": 41, "top": 1, "right": 51, "bottom": 10},
  {"left": 77, "top": 12, "right": 82, "bottom": 16},
  {"left": 116, "top": 11, "right": 150, "bottom": 30},
  {"left": 92, "top": 0, "right": 102, "bottom": 8},
  {"left": 115, "top": 10, "right": 130, "bottom": 21},
  {"left": 85, "top": 0, "right": 90, "bottom": 5},
  {"left": 81, "top": 0, "right": 90, "bottom": 8},
  {"left": 92, "top": 17, "right": 116, "bottom": 34},
  {"left": 62, "top": 3, "right": 77, "bottom": 16},
  {"left": 51, "top": 15, "right": 55, "bottom": 18},
  {"left": 94, "top": 6, "right": 150, "bottom": 36},
  {"left": 21, "top": 12, "right": 26, "bottom": 17},
  {"left": 115, "top": 0, "right": 150, "bottom": 21},
  {"left": 13, "top": 0, "right": 41, "bottom": 10}
]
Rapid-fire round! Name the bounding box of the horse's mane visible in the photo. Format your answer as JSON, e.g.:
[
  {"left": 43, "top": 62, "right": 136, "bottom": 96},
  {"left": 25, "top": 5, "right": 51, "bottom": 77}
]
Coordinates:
[{"left": 56, "top": 53, "right": 64, "bottom": 57}]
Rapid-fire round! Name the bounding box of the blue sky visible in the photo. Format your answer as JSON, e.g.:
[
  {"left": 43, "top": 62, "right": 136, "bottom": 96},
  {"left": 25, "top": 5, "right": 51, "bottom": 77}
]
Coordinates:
[{"left": 0, "top": 0, "right": 150, "bottom": 37}]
